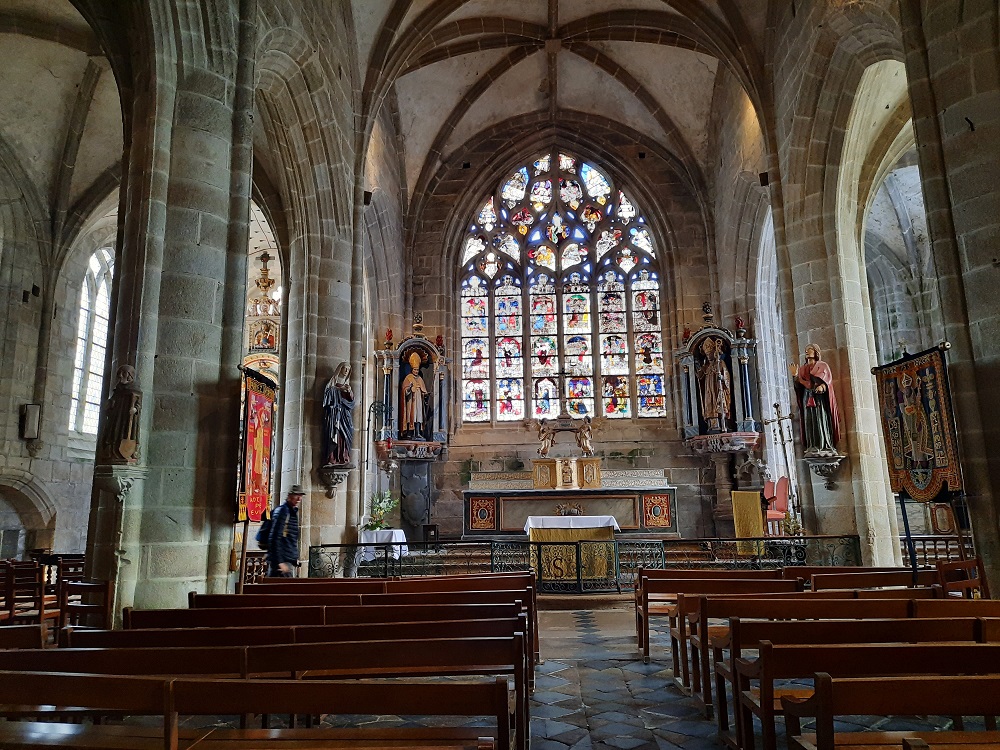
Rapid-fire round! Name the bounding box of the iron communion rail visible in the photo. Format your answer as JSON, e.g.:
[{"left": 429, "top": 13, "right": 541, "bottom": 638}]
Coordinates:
[{"left": 307, "top": 534, "right": 864, "bottom": 594}]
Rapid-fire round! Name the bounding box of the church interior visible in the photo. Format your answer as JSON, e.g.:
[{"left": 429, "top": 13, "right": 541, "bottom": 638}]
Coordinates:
[{"left": 2, "top": 0, "right": 1000, "bottom": 746}]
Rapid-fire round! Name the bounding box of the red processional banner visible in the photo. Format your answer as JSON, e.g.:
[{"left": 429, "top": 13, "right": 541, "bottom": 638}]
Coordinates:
[
  {"left": 872, "top": 346, "right": 963, "bottom": 503},
  {"left": 238, "top": 368, "right": 277, "bottom": 522}
]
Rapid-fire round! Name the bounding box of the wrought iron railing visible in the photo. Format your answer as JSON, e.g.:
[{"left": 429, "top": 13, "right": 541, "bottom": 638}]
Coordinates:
[
  {"left": 306, "top": 535, "right": 863, "bottom": 592},
  {"left": 660, "top": 535, "right": 862, "bottom": 569}
]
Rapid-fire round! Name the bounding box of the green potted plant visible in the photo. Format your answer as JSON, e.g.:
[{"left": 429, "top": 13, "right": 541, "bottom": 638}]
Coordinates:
[{"left": 364, "top": 490, "right": 399, "bottom": 531}]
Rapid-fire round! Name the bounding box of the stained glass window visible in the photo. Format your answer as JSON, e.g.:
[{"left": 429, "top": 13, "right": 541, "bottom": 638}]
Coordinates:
[{"left": 459, "top": 151, "right": 665, "bottom": 423}]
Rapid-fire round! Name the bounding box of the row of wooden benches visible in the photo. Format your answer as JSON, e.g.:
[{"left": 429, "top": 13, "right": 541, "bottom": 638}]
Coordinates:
[
  {"left": 0, "top": 570, "right": 537, "bottom": 750},
  {"left": 633, "top": 563, "right": 999, "bottom": 750}
]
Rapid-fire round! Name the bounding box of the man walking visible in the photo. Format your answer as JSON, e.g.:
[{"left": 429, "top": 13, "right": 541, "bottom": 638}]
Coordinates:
[{"left": 267, "top": 484, "right": 304, "bottom": 577}]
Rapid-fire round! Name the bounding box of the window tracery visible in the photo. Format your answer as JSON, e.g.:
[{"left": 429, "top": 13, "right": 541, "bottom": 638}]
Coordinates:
[
  {"left": 69, "top": 247, "right": 114, "bottom": 434},
  {"left": 459, "top": 151, "right": 666, "bottom": 424}
]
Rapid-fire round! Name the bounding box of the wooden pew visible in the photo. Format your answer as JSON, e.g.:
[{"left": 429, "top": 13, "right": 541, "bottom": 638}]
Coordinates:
[
  {"left": 0, "top": 624, "right": 45, "bottom": 650},
  {"left": 810, "top": 569, "right": 938, "bottom": 591},
  {"left": 125, "top": 602, "right": 522, "bottom": 630},
  {"left": 220, "top": 575, "right": 540, "bottom": 661},
  {"left": 737, "top": 642, "right": 1000, "bottom": 750},
  {"left": 782, "top": 673, "right": 1000, "bottom": 750},
  {"left": 717, "top": 615, "right": 981, "bottom": 745},
  {"left": 0, "top": 670, "right": 511, "bottom": 750},
  {"left": 911, "top": 599, "right": 1000, "bottom": 617},
  {"left": 633, "top": 569, "right": 785, "bottom": 643},
  {"left": 686, "top": 597, "right": 912, "bottom": 727},
  {"left": 0, "top": 636, "right": 529, "bottom": 750},
  {"left": 636, "top": 577, "right": 803, "bottom": 667},
  {"left": 64, "top": 615, "right": 527, "bottom": 649},
  {"left": 196, "top": 588, "right": 539, "bottom": 661},
  {"left": 780, "top": 566, "right": 932, "bottom": 582},
  {"left": 190, "top": 589, "right": 536, "bottom": 665}
]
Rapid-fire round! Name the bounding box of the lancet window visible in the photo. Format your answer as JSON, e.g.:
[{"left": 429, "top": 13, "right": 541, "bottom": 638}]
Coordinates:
[
  {"left": 69, "top": 247, "right": 114, "bottom": 434},
  {"left": 459, "top": 151, "right": 666, "bottom": 424}
]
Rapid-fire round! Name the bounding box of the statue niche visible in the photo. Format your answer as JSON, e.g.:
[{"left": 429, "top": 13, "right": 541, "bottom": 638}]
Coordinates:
[{"left": 398, "top": 348, "right": 434, "bottom": 441}]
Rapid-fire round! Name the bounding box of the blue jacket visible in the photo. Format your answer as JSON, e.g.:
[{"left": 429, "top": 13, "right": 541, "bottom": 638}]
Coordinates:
[{"left": 267, "top": 501, "right": 299, "bottom": 566}]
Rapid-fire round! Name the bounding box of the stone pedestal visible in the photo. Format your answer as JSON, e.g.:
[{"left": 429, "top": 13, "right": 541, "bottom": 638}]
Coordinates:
[{"left": 578, "top": 457, "right": 602, "bottom": 489}]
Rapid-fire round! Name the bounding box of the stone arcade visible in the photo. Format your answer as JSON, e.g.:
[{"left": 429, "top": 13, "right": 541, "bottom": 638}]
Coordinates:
[{"left": 0, "top": 0, "right": 998, "bottom": 612}]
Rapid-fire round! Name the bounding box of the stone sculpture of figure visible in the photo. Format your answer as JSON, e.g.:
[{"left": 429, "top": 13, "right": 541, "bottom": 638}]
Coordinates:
[
  {"left": 322, "top": 362, "right": 355, "bottom": 466},
  {"left": 791, "top": 343, "right": 840, "bottom": 455},
  {"left": 696, "top": 337, "right": 732, "bottom": 432},
  {"left": 575, "top": 416, "right": 594, "bottom": 456},
  {"left": 537, "top": 419, "right": 556, "bottom": 456},
  {"left": 98, "top": 365, "right": 141, "bottom": 464},
  {"left": 401, "top": 352, "right": 430, "bottom": 439}
]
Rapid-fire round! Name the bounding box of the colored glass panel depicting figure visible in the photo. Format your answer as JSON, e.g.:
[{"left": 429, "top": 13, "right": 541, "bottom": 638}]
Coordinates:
[{"left": 459, "top": 150, "right": 664, "bottom": 423}]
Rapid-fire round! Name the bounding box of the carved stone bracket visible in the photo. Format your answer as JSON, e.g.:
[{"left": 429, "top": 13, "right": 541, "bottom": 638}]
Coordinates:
[
  {"left": 686, "top": 431, "right": 761, "bottom": 456},
  {"left": 317, "top": 465, "right": 351, "bottom": 498},
  {"left": 803, "top": 454, "right": 847, "bottom": 490},
  {"left": 374, "top": 440, "right": 443, "bottom": 462},
  {"left": 93, "top": 465, "right": 147, "bottom": 504}
]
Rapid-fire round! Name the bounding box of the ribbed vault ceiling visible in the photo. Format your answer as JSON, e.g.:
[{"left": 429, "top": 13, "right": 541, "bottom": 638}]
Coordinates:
[{"left": 357, "top": 0, "right": 770, "bottom": 200}]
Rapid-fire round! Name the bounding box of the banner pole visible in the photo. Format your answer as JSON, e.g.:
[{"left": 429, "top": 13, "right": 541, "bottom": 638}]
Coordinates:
[
  {"left": 898, "top": 491, "right": 919, "bottom": 584},
  {"left": 236, "top": 518, "right": 250, "bottom": 593}
]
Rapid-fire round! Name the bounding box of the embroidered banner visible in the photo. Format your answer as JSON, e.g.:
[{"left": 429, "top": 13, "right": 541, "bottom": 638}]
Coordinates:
[
  {"left": 238, "top": 368, "right": 277, "bottom": 522},
  {"left": 873, "top": 346, "right": 963, "bottom": 503}
]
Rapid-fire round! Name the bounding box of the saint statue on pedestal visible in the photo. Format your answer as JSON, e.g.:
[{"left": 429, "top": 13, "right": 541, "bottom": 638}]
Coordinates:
[
  {"left": 791, "top": 343, "right": 840, "bottom": 456},
  {"left": 322, "top": 362, "right": 354, "bottom": 466},
  {"left": 98, "top": 365, "right": 142, "bottom": 464}
]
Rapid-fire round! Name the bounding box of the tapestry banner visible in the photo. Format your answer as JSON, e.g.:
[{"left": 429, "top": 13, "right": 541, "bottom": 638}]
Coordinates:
[
  {"left": 873, "top": 346, "right": 963, "bottom": 503},
  {"left": 238, "top": 368, "right": 277, "bottom": 522}
]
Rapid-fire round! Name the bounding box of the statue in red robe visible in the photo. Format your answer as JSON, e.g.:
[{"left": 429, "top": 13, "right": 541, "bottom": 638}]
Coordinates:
[{"left": 792, "top": 344, "right": 840, "bottom": 455}]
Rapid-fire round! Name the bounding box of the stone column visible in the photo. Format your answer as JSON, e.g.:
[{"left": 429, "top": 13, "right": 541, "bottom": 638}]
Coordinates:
[
  {"left": 899, "top": 0, "right": 1000, "bottom": 588},
  {"left": 88, "top": 3, "right": 250, "bottom": 609}
]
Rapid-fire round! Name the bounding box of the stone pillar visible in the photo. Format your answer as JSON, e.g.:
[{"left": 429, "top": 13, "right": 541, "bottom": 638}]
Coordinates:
[
  {"left": 899, "top": 0, "right": 1000, "bottom": 588},
  {"left": 88, "top": 3, "right": 251, "bottom": 608}
]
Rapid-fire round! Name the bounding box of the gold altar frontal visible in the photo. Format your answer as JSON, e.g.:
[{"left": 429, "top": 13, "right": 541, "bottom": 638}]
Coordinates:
[{"left": 525, "top": 517, "right": 617, "bottom": 581}]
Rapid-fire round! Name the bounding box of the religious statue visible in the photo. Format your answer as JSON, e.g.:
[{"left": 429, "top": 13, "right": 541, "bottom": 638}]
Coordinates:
[
  {"left": 98, "top": 365, "right": 141, "bottom": 464},
  {"left": 322, "top": 362, "right": 355, "bottom": 466},
  {"left": 696, "top": 337, "right": 732, "bottom": 432},
  {"left": 537, "top": 419, "right": 556, "bottom": 457},
  {"left": 401, "top": 352, "right": 430, "bottom": 439},
  {"left": 791, "top": 343, "right": 840, "bottom": 455},
  {"left": 575, "top": 416, "right": 595, "bottom": 456}
]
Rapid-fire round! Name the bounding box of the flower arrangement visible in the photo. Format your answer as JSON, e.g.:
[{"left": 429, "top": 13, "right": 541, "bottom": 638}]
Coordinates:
[{"left": 364, "top": 490, "right": 399, "bottom": 530}]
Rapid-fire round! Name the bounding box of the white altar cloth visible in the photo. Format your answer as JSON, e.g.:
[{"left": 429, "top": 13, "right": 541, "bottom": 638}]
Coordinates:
[
  {"left": 523, "top": 515, "right": 620, "bottom": 532},
  {"left": 357, "top": 528, "right": 409, "bottom": 562}
]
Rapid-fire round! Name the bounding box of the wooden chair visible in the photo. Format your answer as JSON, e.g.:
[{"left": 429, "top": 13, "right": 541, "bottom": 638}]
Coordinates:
[
  {"left": 764, "top": 477, "right": 789, "bottom": 536},
  {"left": 937, "top": 557, "right": 991, "bottom": 599},
  {"left": 4, "top": 561, "right": 56, "bottom": 626},
  {"left": 58, "top": 579, "right": 113, "bottom": 629}
]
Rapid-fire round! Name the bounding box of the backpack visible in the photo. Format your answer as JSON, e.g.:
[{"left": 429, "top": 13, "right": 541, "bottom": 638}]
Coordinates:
[{"left": 256, "top": 507, "right": 279, "bottom": 550}]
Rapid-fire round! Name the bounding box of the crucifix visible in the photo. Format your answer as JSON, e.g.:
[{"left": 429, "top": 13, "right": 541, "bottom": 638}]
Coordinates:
[{"left": 762, "top": 402, "right": 799, "bottom": 515}]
